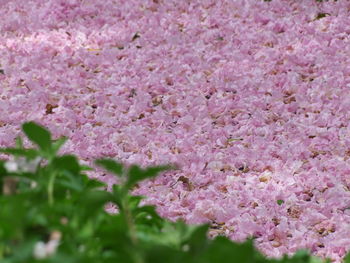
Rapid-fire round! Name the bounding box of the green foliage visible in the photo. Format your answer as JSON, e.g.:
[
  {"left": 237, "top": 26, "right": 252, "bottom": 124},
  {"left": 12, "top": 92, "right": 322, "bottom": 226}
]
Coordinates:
[
  {"left": 95, "top": 158, "right": 124, "bottom": 176},
  {"left": 22, "top": 122, "right": 52, "bottom": 155},
  {"left": 345, "top": 253, "right": 350, "bottom": 263},
  {"left": 0, "top": 122, "right": 339, "bottom": 262}
]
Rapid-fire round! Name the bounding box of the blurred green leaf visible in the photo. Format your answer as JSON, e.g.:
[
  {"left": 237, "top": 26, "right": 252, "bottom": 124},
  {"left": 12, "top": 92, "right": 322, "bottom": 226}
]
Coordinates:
[
  {"left": 111, "top": 184, "right": 124, "bottom": 209},
  {"left": 126, "top": 165, "right": 173, "bottom": 189},
  {"left": 22, "top": 122, "right": 52, "bottom": 153},
  {"left": 95, "top": 159, "right": 124, "bottom": 177},
  {"left": 204, "top": 237, "right": 256, "bottom": 263},
  {"left": 0, "top": 160, "right": 6, "bottom": 175},
  {"left": 0, "top": 160, "right": 6, "bottom": 193},
  {"left": 281, "top": 250, "right": 311, "bottom": 263},
  {"left": 3, "top": 238, "right": 37, "bottom": 263},
  {"left": 344, "top": 252, "right": 350, "bottom": 263},
  {"left": 0, "top": 148, "right": 39, "bottom": 159},
  {"left": 183, "top": 224, "right": 210, "bottom": 256},
  {"left": 309, "top": 256, "right": 331, "bottom": 263},
  {"left": 144, "top": 245, "right": 185, "bottom": 263},
  {"left": 77, "top": 220, "right": 95, "bottom": 239},
  {"left": 52, "top": 137, "right": 68, "bottom": 155},
  {"left": 85, "top": 178, "right": 106, "bottom": 190},
  {"left": 80, "top": 165, "right": 93, "bottom": 171},
  {"left": 52, "top": 155, "right": 80, "bottom": 174},
  {"left": 15, "top": 136, "right": 24, "bottom": 149},
  {"left": 127, "top": 195, "right": 143, "bottom": 210},
  {"left": 96, "top": 214, "right": 131, "bottom": 251},
  {"left": 57, "top": 171, "right": 85, "bottom": 192},
  {"left": 134, "top": 205, "right": 163, "bottom": 230},
  {"left": 0, "top": 195, "right": 28, "bottom": 238},
  {"left": 78, "top": 190, "right": 112, "bottom": 218}
]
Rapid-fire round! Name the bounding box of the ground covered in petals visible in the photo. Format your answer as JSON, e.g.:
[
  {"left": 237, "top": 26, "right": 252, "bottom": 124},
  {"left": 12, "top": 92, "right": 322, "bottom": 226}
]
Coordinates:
[{"left": 1, "top": 0, "right": 350, "bottom": 261}]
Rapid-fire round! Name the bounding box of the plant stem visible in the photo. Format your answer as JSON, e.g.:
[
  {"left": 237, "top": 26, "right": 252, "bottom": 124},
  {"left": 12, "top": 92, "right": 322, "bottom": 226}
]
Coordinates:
[
  {"left": 48, "top": 172, "right": 57, "bottom": 205},
  {"left": 121, "top": 195, "right": 144, "bottom": 263},
  {"left": 126, "top": 208, "right": 144, "bottom": 263}
]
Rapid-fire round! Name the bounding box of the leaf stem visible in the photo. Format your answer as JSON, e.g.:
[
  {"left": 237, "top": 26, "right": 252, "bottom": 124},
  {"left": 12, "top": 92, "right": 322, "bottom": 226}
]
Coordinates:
[
  {"left": 48, "top": 172, "right": 57, "bottom": 205},
  {"left": 122, "top": 198, "right": 144, "bottom": 263}
]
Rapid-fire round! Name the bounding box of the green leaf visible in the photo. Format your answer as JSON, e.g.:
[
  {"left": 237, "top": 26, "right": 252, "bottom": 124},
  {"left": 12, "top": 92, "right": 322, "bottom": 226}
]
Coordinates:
[
  {"left": 96, "top": 214, "right": 130, "bottom": 247},
  {"left": 57, "top": 171, "right": 85, "bottom": 192},
  {"left": 126, "top": 165, "right": 173, "bottom": 189},
  {"left": 95, "top": 158, "right": 124, "bottom": 176},
  {"left": 0, "top": 160, "right": 6, "bottom": 195},
  {"left": 0, "top": 160, "right": 7, "bottom": 175},
  {"left": 85, "top": 178, "right": 106, "bottom": 190},
  {"left": 52, "top": 155, "right": 81, "bottom": 174},
  {"left": 111, "top": 184, "right": 125, "bottom": 209},
  {"left": 205, "top": 237, "right": 257, "bottom": 263},
  {"left": 80, "top": 165, "right": 93, "bottom": 171},
  {"left": 78, "top": 190, "right": 112, "bottom": 218},
  {"left": 133, "top": 205, "right": 164, "bottom": 230},
  {"left": 283, "top": 250, "right": 311, "bottom": 263},
  {"left": 277, "top": 200, "right": 284, "bottom": 205},
  {"left": 309, "top": 256, "right": 331, "bottom": 263},
  {"left": 15, "top": 136, "right": 24, "bottom": 149},
  {"left": 22, "top": 122, "right": 52, "bottom": 152},
  {"left": 144, "top": 245, "right": 185, "bottom": 263},
  {"left": 0, "top": 148, "right": 39, "bottom": 159},
  {"left": 184, "top": 224, "right": 210, "bottom": 255},
  {"left": 77, "top": 220, "right": 95, "bottom": 239},
  {"left": 3, "top": 238, "right": 38, "bottom": 262},
  {"left": 128, "top": 195, "right": 144, "bottom": 210},
  {"left": 52, "top": 136, "right": 68, "bottom": 155},
  {"left": 138, "top": 220, "right": 199, "bottom": 252}
]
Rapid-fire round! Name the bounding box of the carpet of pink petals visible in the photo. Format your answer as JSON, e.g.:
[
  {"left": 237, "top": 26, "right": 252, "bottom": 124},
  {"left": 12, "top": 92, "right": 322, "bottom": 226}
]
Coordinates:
[{"left": 1, "top": 0, "right": 350, "bottom": 261}]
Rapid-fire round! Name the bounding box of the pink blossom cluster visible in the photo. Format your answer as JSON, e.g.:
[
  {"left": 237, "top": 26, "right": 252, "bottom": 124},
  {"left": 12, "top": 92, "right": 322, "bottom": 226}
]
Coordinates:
[{"left": 1, "top": 0, "right": 350, "bottom": 261}]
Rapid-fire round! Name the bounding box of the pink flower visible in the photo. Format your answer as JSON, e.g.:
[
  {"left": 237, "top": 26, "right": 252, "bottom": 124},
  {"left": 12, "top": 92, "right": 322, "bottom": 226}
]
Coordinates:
[{"left": 1, "top": 0, "right": 350, "bottom": 261}]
